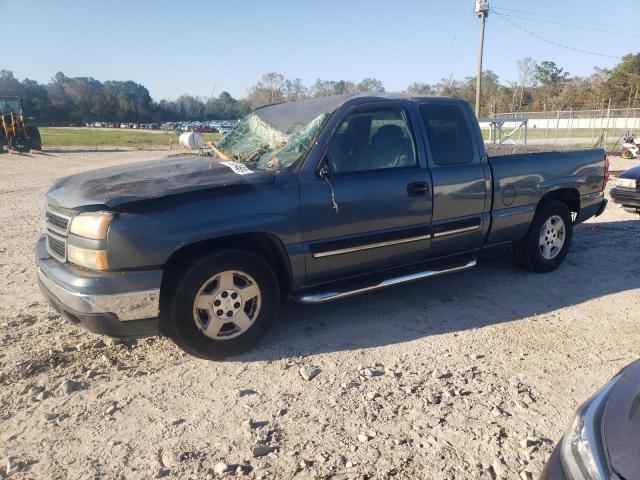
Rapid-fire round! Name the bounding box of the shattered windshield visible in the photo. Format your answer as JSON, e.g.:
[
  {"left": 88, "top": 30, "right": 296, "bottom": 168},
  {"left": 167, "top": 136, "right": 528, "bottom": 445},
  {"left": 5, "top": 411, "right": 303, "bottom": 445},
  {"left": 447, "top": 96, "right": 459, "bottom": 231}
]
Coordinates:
[
  {"left": 216, "top": 112, "right": 286, "bottom": 161},
  {"left": 216, "top": 111, "right": 328, "bottom": 172},
  {"left": 253, "top": 113, "right": 328, "bottom": 171}
]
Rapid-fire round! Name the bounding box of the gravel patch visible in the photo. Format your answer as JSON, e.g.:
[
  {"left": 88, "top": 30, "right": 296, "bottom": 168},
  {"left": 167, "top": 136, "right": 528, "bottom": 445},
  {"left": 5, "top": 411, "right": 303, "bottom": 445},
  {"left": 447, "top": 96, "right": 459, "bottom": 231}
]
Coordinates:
[{"left": 1, "top": 148, "right": 639, "bottom": 479}]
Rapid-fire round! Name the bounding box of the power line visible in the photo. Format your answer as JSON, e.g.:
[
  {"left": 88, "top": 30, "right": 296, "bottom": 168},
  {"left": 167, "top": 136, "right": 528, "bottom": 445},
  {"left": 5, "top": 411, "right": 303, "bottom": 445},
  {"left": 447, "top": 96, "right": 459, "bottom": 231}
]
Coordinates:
[
  {"left": 491, "top": 9, "right": 623, "bottom": 60},
  {"left": 445, "top": 21, "right": 476, "bottom": 81},
  {"left": 493, "top": 8, "right": 640, "bottom": 38},
  {"left": 432, "top": 5, "right": 475, "bottom": 83},
  {"left": 491, "top": 5, "right": 640, "bottom": 32}
]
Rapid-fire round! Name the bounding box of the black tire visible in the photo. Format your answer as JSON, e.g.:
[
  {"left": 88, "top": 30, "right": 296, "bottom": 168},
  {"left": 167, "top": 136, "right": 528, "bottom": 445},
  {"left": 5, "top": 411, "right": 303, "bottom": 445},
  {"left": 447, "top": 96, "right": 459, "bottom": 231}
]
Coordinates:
[
  {"left": 515, "top": 200, "right": 573, "bottom": 273},
  {"left": 8, "top": 135, "right": 29, "bottom": 152},
  {"left": 26, "top": 126, "right": 42, "bottom": 150},
  {"left": 161, "top": 250, "right": 280, "bottom": 360},
  {"left": 621, "top": 148, "right": 633, "bottom": 159}
]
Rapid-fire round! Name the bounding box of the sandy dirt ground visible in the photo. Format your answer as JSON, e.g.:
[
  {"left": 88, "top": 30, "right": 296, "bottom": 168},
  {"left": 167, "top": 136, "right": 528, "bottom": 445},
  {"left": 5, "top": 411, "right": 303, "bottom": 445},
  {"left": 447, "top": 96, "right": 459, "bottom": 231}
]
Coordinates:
[{"left": 1, "top": 148, "right": 639, "bottom": 480}]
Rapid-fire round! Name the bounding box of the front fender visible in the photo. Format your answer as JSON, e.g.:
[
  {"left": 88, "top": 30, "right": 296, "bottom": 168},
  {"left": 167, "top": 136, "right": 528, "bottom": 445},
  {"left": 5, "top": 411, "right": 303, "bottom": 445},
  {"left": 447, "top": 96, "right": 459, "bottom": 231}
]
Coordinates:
[{"left": 106, "top": 180, "right": 301, "bottom": 270}]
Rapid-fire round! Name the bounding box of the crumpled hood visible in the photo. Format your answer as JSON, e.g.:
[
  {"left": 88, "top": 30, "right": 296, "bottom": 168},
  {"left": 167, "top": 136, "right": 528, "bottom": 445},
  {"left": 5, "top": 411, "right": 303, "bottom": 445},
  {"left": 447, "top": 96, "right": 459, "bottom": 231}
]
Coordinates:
[{"left": 46, "top": 156, "right": 274, "bottom": 209}]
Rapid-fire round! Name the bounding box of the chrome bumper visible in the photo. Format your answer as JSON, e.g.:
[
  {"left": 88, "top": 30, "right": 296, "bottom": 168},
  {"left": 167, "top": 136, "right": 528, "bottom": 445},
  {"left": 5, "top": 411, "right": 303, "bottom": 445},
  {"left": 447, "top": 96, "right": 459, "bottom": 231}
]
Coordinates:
[
  {"left": 37, "top": 268, "right": 160, "bottom": 320},
  {"left": 36, "top": 237, "right": 161, "bottom": 322}
]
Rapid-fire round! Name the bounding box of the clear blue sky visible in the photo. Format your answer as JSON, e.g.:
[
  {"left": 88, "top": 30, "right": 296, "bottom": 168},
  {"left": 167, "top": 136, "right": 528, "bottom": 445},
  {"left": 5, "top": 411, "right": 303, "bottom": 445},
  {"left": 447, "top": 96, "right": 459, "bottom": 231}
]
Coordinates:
[{"left": 2, "top": 0, "right": 637, "bottom": 100}]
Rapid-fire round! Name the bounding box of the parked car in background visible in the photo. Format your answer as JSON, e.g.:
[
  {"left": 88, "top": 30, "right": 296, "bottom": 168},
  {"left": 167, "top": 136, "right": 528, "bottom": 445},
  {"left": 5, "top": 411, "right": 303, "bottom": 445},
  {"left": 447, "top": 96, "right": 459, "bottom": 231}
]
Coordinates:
[
  {"left": 37, "top": 94, "right": 608, "bottom": 359},
  {"left": 192, "top": 125, "right": 219, "bottom": 133},
  {"left": 610, "top": 165, "right": 640, "bottom": 215},
  {"left": 541, "top": 359, "right": 640, "bottom": 480}
]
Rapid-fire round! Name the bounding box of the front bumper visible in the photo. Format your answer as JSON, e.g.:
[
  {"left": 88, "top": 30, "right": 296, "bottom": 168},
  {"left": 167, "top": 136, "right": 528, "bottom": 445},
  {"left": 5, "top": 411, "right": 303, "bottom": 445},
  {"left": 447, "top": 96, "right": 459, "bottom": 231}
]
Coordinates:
[
  {"left": 610, "top": 187, "right": 640, "bottom": 212},
  {"left": 36, "top": 237, "right": 162, "bottom": 337}
]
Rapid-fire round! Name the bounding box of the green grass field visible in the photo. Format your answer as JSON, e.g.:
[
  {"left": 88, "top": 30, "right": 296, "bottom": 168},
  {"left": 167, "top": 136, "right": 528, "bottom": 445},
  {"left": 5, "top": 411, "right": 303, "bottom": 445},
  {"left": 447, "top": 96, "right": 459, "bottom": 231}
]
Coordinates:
[{"left": 40, "top": 128, "right": 223, "bottom": 148}]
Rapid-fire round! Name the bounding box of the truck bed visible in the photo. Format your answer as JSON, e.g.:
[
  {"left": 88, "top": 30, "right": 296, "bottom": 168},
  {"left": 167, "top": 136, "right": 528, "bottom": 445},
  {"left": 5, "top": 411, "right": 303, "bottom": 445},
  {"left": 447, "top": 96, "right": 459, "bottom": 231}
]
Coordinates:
[{"left": 485, "top": 148, "right": 606, "bottom": 245}]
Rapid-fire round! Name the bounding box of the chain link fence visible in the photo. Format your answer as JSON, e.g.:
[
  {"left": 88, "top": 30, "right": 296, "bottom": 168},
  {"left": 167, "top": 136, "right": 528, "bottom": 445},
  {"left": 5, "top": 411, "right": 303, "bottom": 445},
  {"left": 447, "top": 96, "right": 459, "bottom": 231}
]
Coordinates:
[{"left": 480, "top": 107, "right": 640, "bottom": 154}]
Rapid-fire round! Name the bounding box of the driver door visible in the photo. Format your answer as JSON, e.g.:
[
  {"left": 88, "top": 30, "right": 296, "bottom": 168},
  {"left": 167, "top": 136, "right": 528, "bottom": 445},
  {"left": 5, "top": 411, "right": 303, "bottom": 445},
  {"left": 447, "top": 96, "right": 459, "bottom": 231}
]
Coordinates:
[{"left": 299, "top": 102, "right": 433, "bottom": 285}]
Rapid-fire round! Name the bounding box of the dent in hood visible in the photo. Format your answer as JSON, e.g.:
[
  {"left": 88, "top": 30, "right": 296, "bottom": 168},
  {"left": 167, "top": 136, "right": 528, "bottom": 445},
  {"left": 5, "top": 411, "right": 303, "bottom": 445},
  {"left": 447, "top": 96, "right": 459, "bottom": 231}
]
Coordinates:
[{"left": 47, "top": 156, "right": 274, "bottom": 210}]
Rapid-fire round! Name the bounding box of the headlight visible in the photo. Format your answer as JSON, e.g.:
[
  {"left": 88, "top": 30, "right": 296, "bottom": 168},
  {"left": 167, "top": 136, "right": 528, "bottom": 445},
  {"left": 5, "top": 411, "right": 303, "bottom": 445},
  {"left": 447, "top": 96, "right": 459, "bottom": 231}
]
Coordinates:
[
  {"left": 560, "top": 379, "right": 617, "bottom": 480},
  {"left": 67, "top": 244, "right": 110, "bottom": 270},
  {"left": 69, "top": 212, "right": 113, "bottom": 240},
  {"left": 616, "top": 177, "right": 637, "bottom": 189}
]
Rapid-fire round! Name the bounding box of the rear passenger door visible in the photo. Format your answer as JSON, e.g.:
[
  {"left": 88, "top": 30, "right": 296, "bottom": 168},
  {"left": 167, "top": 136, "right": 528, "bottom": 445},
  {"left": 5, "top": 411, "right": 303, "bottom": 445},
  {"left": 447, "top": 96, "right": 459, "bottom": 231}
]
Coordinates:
[{"left": 417, "top": 101, "right": 490, "bottom": 257}]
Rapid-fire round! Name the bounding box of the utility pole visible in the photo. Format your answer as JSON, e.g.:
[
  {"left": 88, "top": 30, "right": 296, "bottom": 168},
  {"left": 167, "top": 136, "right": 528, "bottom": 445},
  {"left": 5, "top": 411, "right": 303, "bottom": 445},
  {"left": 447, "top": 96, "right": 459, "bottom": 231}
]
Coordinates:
[{"left": 475, "top": 0, "right": 489, "bottom": 117}]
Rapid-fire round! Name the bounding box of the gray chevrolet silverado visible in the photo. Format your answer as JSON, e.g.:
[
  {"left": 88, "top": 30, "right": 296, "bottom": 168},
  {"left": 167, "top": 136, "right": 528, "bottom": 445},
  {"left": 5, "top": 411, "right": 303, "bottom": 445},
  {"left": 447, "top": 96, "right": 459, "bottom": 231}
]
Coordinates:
[{"left": 37, "top": 94, "right": 609, "bottom": 359}]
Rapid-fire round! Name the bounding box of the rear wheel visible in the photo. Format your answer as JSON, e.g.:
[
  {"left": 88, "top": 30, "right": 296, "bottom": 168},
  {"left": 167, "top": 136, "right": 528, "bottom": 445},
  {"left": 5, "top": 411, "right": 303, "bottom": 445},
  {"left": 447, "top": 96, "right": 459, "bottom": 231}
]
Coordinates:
[
  {"left": 515, "top": 200, "right": 573, "bottom": 272},
  {"left": 26, "top": 126, "right": 41, "bottom": 150},
  {"left": 162, "top": 250, "right": 279, "bottom": 360}
]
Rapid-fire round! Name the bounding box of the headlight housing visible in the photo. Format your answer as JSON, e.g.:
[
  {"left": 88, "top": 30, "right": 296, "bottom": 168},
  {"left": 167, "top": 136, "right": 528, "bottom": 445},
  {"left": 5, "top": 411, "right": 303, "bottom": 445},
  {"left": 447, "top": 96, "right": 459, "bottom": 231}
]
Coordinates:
[
  {"left": 560, "top": 378, "right": 618, "bottom": 480},
  {"left": 67, "top": 212, "right": 114, "bottom": 270},
  {"left": 69, "top": 212, "right": 113, "bottom": 240},
  {"left": 616, "top": 177, "right": 637, "bottom": 190}
]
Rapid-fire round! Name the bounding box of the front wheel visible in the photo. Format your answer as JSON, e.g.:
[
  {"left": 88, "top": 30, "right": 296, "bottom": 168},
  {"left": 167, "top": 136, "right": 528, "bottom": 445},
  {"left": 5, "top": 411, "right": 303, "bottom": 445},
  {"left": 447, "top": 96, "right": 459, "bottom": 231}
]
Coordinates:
[
  {"left": 162, "top": 250, "right": 279, "bottom": 360},
  {"left": 8, "top": 135, "right": 29, "bottom": 152},
  {"left": 621, "top": 148, "right": 633, "bottom": 159},
  {"left": 515, "top": 200, "right": 573, "bottom": 272}
]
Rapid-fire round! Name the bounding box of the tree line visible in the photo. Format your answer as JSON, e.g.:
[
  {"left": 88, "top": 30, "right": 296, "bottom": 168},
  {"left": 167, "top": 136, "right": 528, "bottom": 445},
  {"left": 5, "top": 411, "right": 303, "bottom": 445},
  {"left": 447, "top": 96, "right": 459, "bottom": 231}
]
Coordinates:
[
  {"left": 407, "top": 53, "right": 639, "bottom": 115},
  {"left": 0, "top": 70, "right": 252, "bottom": 124},
  {"left": 1, "top": 53, "right": 637, "bottom": 124}
]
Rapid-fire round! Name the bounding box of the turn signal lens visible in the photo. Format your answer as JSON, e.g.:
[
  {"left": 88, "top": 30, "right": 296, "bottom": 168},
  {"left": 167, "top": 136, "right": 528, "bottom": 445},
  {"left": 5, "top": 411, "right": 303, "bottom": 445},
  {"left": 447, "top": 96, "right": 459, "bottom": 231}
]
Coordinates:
[
  {"left": 602, "top": 155, "right": 609, "bottom": 191},
  {"left": 67, "top": 245, "right": 110, "bottom": 270}
]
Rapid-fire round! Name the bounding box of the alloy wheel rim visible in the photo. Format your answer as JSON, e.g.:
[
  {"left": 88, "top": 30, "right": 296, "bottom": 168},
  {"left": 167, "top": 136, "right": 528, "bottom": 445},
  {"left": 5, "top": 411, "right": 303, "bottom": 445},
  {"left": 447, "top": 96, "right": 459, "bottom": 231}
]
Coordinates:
[
  {"left": 538, "top": 215, "right": 566, "bottom": 260},
  {"left": 192, "top": 270, "right": 261, "bottom": 340}
]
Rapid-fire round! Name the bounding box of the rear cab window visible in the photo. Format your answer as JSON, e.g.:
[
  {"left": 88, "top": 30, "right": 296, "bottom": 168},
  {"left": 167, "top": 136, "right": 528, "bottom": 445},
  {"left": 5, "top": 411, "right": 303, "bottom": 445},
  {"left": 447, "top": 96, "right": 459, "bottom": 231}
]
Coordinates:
[{"left": 419, "top": 104, "right": 475, "bottom": 165}]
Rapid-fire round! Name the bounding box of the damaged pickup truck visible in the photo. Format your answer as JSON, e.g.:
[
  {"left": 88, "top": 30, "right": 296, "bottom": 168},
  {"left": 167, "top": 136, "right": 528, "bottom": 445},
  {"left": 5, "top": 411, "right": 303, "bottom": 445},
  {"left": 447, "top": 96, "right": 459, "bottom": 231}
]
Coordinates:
[{"left": 37, "top": 94, "right": 609, "bottom": 359}]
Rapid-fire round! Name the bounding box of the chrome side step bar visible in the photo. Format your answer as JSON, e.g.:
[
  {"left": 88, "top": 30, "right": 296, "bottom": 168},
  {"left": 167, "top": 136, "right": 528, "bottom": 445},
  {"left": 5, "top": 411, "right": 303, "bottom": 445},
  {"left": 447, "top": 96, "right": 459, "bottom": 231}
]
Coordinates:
[{"left": 290, "top": 258, "right": 477, "bottom": 304}]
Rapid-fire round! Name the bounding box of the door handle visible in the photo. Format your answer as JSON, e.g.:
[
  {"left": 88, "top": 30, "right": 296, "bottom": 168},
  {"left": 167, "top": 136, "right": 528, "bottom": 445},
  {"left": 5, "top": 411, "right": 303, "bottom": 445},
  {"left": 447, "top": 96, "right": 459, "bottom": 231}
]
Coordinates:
[{"left": 407, "top": 182, "right": 429, "bottom": 196}]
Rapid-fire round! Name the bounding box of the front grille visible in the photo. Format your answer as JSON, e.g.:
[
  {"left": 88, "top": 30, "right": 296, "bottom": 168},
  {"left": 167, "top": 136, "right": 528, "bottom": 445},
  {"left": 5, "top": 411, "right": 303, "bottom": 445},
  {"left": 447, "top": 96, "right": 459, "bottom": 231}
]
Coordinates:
[
  {"left": 45, "top": 208, "right": 71, "bottom": 262},
  {"left": 47, "top": 233, "right": 66, "bottom": 262},
  {"left": 46, "top": 210, "right": 70, "bottom": 234},
  {"left": 614, "top": 189, "right": 640, "bottom": 200}
]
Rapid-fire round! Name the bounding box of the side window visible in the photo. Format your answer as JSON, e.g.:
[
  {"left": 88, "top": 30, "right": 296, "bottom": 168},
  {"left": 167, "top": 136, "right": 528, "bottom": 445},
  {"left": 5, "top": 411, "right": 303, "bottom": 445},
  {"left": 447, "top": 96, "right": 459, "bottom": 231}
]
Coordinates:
[
  {"left": 327, "top": 107, "right": 416, "bottom": 174},
  {"left": 419, "top": 104, "right": 474, "bottom": 165}
]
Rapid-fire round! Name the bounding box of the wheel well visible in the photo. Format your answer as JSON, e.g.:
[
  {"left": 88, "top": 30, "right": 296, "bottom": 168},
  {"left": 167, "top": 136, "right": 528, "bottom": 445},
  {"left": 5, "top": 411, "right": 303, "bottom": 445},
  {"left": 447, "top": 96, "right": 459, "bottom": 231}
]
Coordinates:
[
  {"left": 162, "top": 232, "right": 292, "bottom": 296},
  {"left": 537, "top": 188, "right": 580, "bottom": 218}
]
